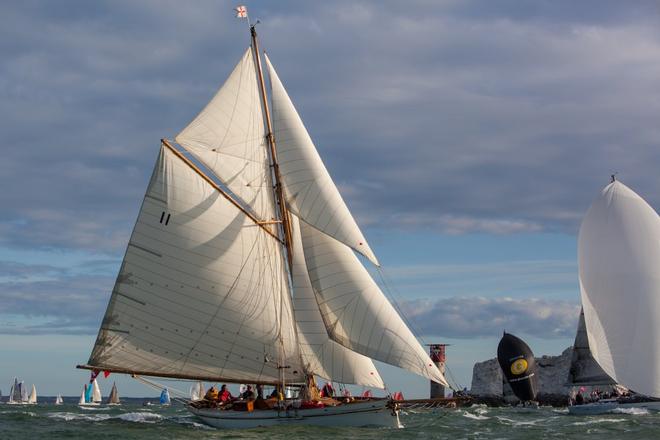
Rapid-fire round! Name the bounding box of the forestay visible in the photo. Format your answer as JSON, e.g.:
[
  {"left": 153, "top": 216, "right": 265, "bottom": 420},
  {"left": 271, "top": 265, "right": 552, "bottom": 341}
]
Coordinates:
[
  {"left": 87, "top": 146, "right": 304, "bottom": 384},
  {"left": 579, "top": 181, "right": 660, "bottom": 397},
  {"left": 265, "top": 55, "right": 379, "bottom": 266},
  {"left": 290, "top": 214, "right": 384, "bottom": 388},
  {"left": 299, "top": 220, "right": 447, "bottom": 386},
  {"left": 175, "top": 48, "right": 276, "bottom": 221}
]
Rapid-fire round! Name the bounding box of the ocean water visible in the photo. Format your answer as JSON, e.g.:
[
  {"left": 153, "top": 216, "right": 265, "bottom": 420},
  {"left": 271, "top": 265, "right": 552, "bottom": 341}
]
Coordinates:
[{"left": 1, "top": 400, "right": 659, "bottom": 439}]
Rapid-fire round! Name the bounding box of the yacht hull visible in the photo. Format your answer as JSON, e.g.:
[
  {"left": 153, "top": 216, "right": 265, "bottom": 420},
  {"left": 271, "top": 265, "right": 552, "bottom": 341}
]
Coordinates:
[
  {"left": 568, "top": 400, "right": 660, "bottom": 415},
  {"left": 190, "top": 399, "right": 400, "bottom": 429}
]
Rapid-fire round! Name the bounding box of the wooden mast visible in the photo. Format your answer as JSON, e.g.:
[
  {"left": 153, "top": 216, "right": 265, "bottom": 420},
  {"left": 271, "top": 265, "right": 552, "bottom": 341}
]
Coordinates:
[
  {"left": 250, "top": 25, "right": 294, "bottom": 267},
  {"left": 250, "top": 24, "right": 293, "bottom": 400}
]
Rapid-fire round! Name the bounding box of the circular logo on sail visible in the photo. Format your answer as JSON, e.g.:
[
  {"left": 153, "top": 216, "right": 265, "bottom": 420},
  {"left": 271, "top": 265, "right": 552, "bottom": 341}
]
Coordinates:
[{"left": 510, "top": 358, "right": 528, "bottom": 375}]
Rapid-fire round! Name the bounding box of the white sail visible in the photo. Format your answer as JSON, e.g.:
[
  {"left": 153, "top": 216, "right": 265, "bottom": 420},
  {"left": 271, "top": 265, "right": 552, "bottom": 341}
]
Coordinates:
[
  {"left": 92, "top": 379, "right": 102, "bottom": 403},
  {"left": 265, "top": 55, "right": 379, "bottom": 266},
  {"left": 579, "top": 181, "right": 660, "bottom": 397},
  {"left": 20, "top": 382, "right": 28, "bottom": 402},
  {"left": 9, "top": 378, "right": 20, "bottom": 403},
  {"left": 108, "top": 382, "right": 120, "bottom": 404},
  {"left": 27, "top": 385, "right": 37, "bottom": 404},
  {"left": 197, "top": 382, "right": 204, "bottom": 401},
  {"left": 290, "top": 215, "right": 384, "bottom": 388},
  {"left": 87, "top": 146, "right": 303, "bottom": 384},
  {"left": 299, "top": 220, "right": 447, "bottom": 385},
  {"left": 175, "top": 48, "right": 275, "bottom": 221},
  {"left": 55, "top": 394, "right": 63, "bottom": 405},
  {"left": 79, "top": 386, "right": 86, "bottom": 405}
]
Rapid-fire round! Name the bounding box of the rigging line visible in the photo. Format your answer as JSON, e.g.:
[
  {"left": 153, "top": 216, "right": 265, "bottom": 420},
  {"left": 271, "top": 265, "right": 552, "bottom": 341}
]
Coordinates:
[{"left": 375, "top": 267, "right": 429, "bottom": 346}]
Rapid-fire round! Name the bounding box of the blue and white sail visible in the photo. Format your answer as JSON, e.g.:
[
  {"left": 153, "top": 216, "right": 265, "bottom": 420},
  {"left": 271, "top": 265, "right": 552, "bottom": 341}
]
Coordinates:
[{"left": 160, "top": 388, "right": 171, "bottom": 405}]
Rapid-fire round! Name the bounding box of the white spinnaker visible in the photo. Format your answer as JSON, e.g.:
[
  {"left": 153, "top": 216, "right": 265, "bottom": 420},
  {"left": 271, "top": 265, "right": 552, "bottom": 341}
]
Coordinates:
[
  {"left": 264, "top": 55, "right": 379, "bottom": 266},
  {"left": 299, "top": 221, "right": 447, "bottom": 385},
  {"left": 579, "top": 181, "right": 660, "bottom": 397},
  {"left": 175, "top": 48, "right": 275, "bottom": 221},
  {"left": 290, "top": 215, "right": 384, "bottom": 388},
  {"left": 88, "top": 146, "right": 303, "bottom": 384}
]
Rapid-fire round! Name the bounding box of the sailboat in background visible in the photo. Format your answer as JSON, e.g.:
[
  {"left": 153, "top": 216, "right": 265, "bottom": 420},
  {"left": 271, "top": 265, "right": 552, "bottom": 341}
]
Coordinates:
[
  {"left": 107, "top": 382, "right": 120, "bottom": 405},
  {"left": 568, "top": 179, "right": 660, "bottom": 415},
  {"left": 27, "top": 385, "right": 37, "bottom": 404},
  {"left": 189, "top": 383, "right": 203, "bottom": 402},
  {"left": 7, "top": 378, "right": 28, "bottom": 405},
  {"left": 76, "top": 9, "right": 446, "bottom": 429},
  {"left": 55, "top": 394, "right": 64, "bottom": 405},
  {"left": 160, "top": 388, "right": 171, "bottom": 406},
  {"left": 79, "top": 379, "right": 102, "bottom": 406}
]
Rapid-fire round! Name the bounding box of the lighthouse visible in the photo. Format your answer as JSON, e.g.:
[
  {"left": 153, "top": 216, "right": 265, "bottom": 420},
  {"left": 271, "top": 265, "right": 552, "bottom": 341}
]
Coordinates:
[{"left": 427, "top": 344, "right": 448, "bottom": 398}]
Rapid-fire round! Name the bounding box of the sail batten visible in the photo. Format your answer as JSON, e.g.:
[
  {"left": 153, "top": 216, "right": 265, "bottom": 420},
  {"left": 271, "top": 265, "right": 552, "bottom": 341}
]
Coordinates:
[
  {"left": 86, "top": 146, "right": 303, "bottom": 384},
  {"left": 264, "top": 55, "right": 379, "bottom": 266}
]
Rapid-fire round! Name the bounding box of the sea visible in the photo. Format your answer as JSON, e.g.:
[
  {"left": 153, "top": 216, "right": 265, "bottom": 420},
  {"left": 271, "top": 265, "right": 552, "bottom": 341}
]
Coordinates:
[{"left": 1, "top": 398, "right": 659, "bottom": 439}]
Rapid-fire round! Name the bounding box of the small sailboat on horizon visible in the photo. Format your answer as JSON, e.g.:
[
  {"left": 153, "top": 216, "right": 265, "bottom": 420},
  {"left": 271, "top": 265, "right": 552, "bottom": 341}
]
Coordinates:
[
  {"left": 55, "top": 394, "right": 63, "bottom": 405},
  {"left": 7, "top": 378, "right": 28, "bottom": 405},
  {"left": 160, "top": 388, "right": 171, "bottom": 406},
  {"left": 79, "top": 379, "right": 102, "bottom": 406},
  {"left": 107, "top": 382, "right": 120, "bottom": 405}
]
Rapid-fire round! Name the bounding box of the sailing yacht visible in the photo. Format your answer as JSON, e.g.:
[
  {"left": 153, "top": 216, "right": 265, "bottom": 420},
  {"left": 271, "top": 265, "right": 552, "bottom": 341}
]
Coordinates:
[
  {"left": 55, "top": 394, "right": 64, "bottom": 405},
  {"left": 160, "top": 388, "right": 171, "bottom": 406},
  {"left": 568, "top": 179, "right": 660, "bottom": 415},
  {"left": 107, "top": 382, "right": 120, "bottom": 405},
  {"left": 77, "top": 15, "right": 446, "bottom": 428},
  {"left": 7, "top": 378, "right": 28, "bottom": 405},
  {"left": 79, "top": 379, "right": 102, "bottom": 406},
  {"left": 27, "top": 385, "right": 37, "bottom": 404}
]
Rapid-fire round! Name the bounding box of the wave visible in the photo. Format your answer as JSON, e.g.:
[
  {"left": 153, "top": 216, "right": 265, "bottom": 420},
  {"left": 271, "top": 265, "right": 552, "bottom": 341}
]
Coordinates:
[
  {"left": 612, "top": 407, "right": 650, "bottom": 416},
  {"left": 572, "top": 418, "right": 626, "bottom": 426},
  {"left": 462, "top": 410, "right": 490, "bottom": 420},
  {"left": 47, "top": 411, "right": 162, "bottom": 424}
]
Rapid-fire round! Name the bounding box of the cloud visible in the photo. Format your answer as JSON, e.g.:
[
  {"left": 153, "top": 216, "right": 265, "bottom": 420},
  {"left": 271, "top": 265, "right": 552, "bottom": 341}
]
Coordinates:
[
  {"left": 2, "top": 1, "right": 660, "bottom": 254},
  {"left": 400, "top": 296, "right": 580, "bottom": 339},
  {"left": 0, "top": 259, "right": 113, "bottom": 335}
]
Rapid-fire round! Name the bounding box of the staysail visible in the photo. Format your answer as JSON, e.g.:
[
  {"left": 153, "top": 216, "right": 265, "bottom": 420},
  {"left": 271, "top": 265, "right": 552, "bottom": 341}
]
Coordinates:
[
  {"left": 567, "top": 308, "right": 615, "bottom": 386},
  {"left": 175, "top": 48, "right": 275, "bottom": 221},
  {"left": 290, "top": 214, "right": 384, "bottom": 388},
  {"left": 85, "top": 145, "right": 304, "bottom": 384},
  {"left": 579, "top": 181, "right": 660, "bottom": 397},
  {"left": 265, "top": 55, "right": 379, "bottom": 266},
  {"left": 299, "top": 220, "right": 447, "bottom": 385}
]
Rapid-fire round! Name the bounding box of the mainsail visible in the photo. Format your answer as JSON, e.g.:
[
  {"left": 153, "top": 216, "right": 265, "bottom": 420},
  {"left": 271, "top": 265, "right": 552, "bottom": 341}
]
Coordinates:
[
  {"left": 567, "top": 308, "right": 615, "bottom": 386},
  {"left": 27, "top": 385, "right": 37, "bottom": 404},
  {"left": 85, "top": 146, "right": 303, "bottom": 384},
  {"left": 579, "top": 181, "right": 660, "bottom": 397},
  {"left": 265, "top": 55, "right": 379, "bottom": 266}
]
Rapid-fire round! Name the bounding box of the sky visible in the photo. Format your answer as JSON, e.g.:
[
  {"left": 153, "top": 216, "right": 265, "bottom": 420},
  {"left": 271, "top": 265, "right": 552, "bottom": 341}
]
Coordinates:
[{"left": 1, "top": 0, "right": 660, "bottom": 399}]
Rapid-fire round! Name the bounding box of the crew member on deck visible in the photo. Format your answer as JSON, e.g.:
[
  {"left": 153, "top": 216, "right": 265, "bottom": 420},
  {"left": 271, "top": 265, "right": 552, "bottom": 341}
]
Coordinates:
[
  {"left": 204, "top": 385, "right": 218, "bottom": 401},
  {"left": 219, "top": 384, "right": 233, "bottom": 403},
  {"left": 241, "top": 385, "right": 255, "bottom": 400}
]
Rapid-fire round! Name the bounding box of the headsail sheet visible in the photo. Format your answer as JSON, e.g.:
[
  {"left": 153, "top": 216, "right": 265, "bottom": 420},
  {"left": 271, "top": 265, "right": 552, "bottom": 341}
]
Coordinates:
[
  {"left": 175, "top": 48, "right": 275, "bottom": 221},
  {"left": 265, "top": 55, "right": 379, "bottom": 266},
  {"left": 567, "top": 308, "right": 615, "bottom": 386},
  {"left": 299, "top": 220, "right": 447, "bottom": 385},
  {"left": 290, "top": 215, "right": 384, "bottom": 388},
  {"left": 579, "top": 181, "right": 660, "bottom": 397},
  {"left": 87, "top": 146, "right": 303, "bottom": 384}
]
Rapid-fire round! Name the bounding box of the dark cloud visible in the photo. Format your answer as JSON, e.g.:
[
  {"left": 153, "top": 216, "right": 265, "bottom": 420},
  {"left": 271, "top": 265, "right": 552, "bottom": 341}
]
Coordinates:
[
  {"left": 1, "top": 1, "right": 659, "bottom": 245},
  {"left": 401, "top": 296, "right": 580, "bottom": 339}
]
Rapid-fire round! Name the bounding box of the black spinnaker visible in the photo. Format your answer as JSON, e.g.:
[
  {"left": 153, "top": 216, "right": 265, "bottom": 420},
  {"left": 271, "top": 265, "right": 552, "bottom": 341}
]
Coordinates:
[{"left": 497, "top": 332, "right": 539, "bottom": 402}]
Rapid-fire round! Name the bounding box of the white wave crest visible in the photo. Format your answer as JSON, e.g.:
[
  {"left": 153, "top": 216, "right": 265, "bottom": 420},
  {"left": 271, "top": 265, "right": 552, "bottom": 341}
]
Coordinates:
[
  {"left": 612, "top": 407, "right": 650, "bottom": 415},
  {"left": 572, "top": 418, "right": 626, "bottom": 426},
  {"left": 117, "top": 412, "right": 163, "bottom": 423},
  {"left": 462, "top": 411, "right": 490, "bottom": 420}
]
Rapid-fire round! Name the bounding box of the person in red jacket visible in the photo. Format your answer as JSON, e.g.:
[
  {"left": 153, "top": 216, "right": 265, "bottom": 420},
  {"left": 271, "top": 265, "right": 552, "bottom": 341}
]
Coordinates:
[{"left": 219, "top": 384, "right": 234, "bottom": 403}]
